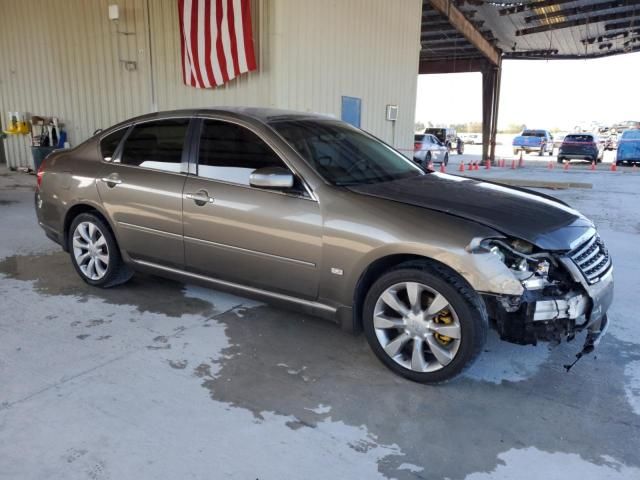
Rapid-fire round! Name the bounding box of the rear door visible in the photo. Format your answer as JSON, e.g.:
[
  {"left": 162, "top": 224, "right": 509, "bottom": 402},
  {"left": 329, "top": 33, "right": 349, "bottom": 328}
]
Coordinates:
[
  {"left": 97, "top": 118, "right": 192, "bottom": 268},
  {"left": 182, "top": 118, "right": 322, "bottom": 299}
]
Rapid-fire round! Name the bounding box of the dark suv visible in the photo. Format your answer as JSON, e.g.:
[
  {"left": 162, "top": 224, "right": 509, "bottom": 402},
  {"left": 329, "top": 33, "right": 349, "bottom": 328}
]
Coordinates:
[{"left": 558, "top": 133, "right": 604, "bottom": 163}]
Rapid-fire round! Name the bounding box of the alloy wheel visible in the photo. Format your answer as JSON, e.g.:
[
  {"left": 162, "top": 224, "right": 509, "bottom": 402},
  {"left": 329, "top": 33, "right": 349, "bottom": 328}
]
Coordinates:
[
  {"left": 373, "top": 282, "right": 462, "bottom": 373},
  {"left": 72, "top": 221, "right": 110, "bottom": 280}
]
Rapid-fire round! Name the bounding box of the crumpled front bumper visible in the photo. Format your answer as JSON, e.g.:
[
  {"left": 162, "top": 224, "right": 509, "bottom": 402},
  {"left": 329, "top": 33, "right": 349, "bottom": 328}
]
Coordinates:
[{"left": 482, "top": 261, "right": 613, "bottom": 347}]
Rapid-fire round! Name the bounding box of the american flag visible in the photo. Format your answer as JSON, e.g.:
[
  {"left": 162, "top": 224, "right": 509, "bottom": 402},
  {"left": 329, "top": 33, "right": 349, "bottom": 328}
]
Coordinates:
[{"left": 178, "top": 0, "right": 257, "bottom": 88}]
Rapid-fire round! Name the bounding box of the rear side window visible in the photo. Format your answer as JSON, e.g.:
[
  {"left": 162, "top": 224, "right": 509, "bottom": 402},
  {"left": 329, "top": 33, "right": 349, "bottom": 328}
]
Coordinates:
[
  {"left": 119, "top": 119, "right": 190, "bottom": 172},
  {"left": 522, "top": 130, "right": 546, "bottom": 137},
  {"left": 564, "top": 134, "right": 593, "bottom": 142},
  {"left": 100, "top": 128, "right": 128, "bottom": 162},
  {"left": 197, "top": 119, "right": 289, "bottom": 186}
]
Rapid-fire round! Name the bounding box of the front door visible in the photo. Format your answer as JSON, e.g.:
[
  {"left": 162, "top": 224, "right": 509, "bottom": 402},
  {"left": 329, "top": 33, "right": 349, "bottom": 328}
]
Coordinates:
[
  {"left": 97, "top": 118, "right": 191, "bottom": 268},
  {"left": 182, "top": 118, "right": 322, "bottom": 299}
]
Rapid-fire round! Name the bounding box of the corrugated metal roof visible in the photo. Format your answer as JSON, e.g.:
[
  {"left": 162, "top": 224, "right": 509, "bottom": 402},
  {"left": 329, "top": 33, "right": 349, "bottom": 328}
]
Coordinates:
[{"left": 421, "top": 0, "right": 640, "bottom": 64}]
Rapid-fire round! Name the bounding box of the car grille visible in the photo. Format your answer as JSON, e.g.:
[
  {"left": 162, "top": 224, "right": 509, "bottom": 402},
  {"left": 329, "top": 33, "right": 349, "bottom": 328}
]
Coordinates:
[{"left": 569, "top": 234, "right": 611, "bottom": 284}]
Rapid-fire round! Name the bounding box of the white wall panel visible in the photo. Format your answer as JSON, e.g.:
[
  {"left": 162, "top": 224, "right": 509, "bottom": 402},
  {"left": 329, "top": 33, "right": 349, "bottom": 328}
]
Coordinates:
[{"left": 0, "top": 0, "right": 421, "bottom": 168}]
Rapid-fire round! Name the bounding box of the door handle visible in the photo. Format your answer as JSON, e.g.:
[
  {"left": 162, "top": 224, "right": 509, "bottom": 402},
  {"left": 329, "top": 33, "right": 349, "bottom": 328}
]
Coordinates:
[
  {"left": 100, "top": 175, "right": 122, "bottom": 187},
  {"left": 185, "top": 190, "right": 214, "bottom": 206}
]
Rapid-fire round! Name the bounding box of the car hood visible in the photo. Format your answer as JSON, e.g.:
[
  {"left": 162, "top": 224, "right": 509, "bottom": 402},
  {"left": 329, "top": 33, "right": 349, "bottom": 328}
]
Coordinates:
[{"left": 347, "top": 173, "right": 594, "bottom": 251}]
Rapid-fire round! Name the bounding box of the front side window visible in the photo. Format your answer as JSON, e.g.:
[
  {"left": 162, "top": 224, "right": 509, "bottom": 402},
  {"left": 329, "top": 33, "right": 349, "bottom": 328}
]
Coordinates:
[
  {"left": 198, "top": 119, "right": 296, "bottom": 188},
  {"left": 271, "top": 119, "right": 424, "bottom": 186},
  {"left": 119, "top": 119, "right": 189, "bottom": 172},
  {"left": 100, "top": 127, "right": 128, "bottom": 162}
]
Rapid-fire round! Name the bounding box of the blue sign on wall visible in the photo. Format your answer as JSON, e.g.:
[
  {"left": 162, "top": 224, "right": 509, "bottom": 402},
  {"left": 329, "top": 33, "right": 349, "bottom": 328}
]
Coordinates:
[{"left": 341, "top": 96, "right": 361, "bottom": 128}]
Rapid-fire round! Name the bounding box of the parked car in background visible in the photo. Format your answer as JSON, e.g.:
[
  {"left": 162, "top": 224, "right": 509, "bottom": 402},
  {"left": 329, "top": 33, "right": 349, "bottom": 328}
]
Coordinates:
[
  {"left": 604, "top": 133, "right": 618, "bottom": 151},
  {"left": 512, "top": 129, "right": 554, "bottom": 156},
  {"left": 460, "top": 133, "right": 482, "bottom": 145},
  {"left": 414, "top": 133, "right": 449, "bottom": 165},
  {"left": 616, "top": 129, "right": 640, "bottom": 166},
  {"left": 424, "top": 128, "right": 464, "bottom": 154},
  {"left": 34, "top": 108, "right": 613, "bottom": 384},
  {"left": 553, "top": 132, "right": 567, "bottom": 149},
  {"left": 557, "top": 133, "right": 604, "bottom": 164}
]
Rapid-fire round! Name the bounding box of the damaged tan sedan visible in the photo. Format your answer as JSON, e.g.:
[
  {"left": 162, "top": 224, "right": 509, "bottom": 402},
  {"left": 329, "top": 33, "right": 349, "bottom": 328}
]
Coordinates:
[{"left": 35, "top": 108, "right": 613, "bottom": 383}]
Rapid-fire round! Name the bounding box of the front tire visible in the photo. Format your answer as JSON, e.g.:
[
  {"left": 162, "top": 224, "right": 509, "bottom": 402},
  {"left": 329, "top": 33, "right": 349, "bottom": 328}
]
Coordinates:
[
  {"left": 362, "top": 266, "right": 488, "bottom": 384},
  {"left": 68, "top": 213, "right": 133, "bottom": 288}
]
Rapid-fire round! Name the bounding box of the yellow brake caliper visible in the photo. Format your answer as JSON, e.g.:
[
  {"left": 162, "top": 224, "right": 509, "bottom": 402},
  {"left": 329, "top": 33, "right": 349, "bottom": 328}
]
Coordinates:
[{"left": 433, "top": 310, "right": 454, "bottom": 345}]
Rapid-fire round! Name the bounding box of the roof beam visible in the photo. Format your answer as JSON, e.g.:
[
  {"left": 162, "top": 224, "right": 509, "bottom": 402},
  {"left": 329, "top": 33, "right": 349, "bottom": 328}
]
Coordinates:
[
  {"left": 582, "top": 28, "right": 640, "bottom": 45},
  {"left": 427, "top": 0, "right": 501, "bottom": 65},
  {"left": 419, "top": 57, "right": 489, "bottom": 74},
  {"left": 499, "top": 0, "right": 575, "bottom": 16},
  {"left": 516, "top": 9, "right": 640, "bottom": 36},
  {"left": 605, "top": 20, "right": 640, "bottom": 30},
  {"left": 505, "top": 43, "right": 640, "bottom": 59},
  {"left": 421, "top": 31, "right": 468, "bottom": 42},
  {"left": 523, "top": 0, "right": 637, "bottom": 24}
]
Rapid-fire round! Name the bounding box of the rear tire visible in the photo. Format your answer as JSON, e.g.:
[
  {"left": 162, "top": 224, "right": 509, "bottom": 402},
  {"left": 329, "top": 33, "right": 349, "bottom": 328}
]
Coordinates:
[
  {"left": 362, "top": 265, "right": 488, "bottom": 384},
  {"left": 557, "top": 157, "right": 564, "bottom": 163},
  {"left": 68, "top": 213, "right": 133, "bottom": 288}
]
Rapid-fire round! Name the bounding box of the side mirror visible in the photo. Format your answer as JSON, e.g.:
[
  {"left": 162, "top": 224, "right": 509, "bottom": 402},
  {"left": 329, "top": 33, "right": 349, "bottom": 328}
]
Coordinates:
[{"left": 249, "top": 166, "right": 294, "bottom": 189}]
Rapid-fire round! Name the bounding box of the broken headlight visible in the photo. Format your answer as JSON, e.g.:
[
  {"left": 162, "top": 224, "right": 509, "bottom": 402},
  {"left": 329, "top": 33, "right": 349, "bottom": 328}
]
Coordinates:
[{"left": 480, "top": 238, "right": 552, "bottom": 287}]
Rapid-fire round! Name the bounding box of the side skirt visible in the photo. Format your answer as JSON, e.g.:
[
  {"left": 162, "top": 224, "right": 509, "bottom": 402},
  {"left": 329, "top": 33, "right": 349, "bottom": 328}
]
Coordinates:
[{"left": 131, "top": 259, "right": 344, "bottom": 325}]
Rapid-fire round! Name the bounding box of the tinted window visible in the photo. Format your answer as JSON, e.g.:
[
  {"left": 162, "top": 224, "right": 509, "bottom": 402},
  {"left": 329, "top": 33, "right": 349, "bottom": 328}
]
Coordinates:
[
  {"left": 100, "top": 127, "right": 128, "bottom": 162},
  {"left": 119, "top": 119, "right": 189, "bottom": 172},
  {"left": 271, "top": 119, "right": 424, "bottom": 186},
  {"left": 564, "top": 134, "right": 594, "bottom": 142},
  {"left": 522, "top": 130, "right": 546, "bottom": 137},
  {"left": 197, "top": 120, "right": 290, "bottom": 186}
]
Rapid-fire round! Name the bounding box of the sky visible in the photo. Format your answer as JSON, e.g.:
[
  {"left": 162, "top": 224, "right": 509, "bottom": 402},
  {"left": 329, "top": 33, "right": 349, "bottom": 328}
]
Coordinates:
[{"left": 415, "top": 51, "right": 640, "bottom": 131}]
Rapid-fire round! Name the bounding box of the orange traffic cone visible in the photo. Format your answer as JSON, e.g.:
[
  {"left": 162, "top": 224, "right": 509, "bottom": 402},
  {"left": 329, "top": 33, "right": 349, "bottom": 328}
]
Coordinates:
[
  {"left": 458, "top": 162, "right": 465, "bottom": 172},
  {"left": 427, "top": 160, "right": 434, "bottom": 170},
  {"left": 590, "top": 161, "right": 596, "bottom": 171},
  {"left": 563, "top": 161, "right": 569, "bottom": 171},
  {"left": 610, "top": 162, "right": 617, "bottom": 172},
  {"left": 440, "top": 163, "right": 446, "bottom": 173},
  {"left": 474, "top": 162, "right": 479, "bottom": 171},
  {"left": 633, "top": 164, "right": 638, "bottom": 173},
  {"left": 485, "top": 160, "right": 490, "bottom": 170},
  {"left": 511, "top": 159, "right": 516, "bottom": 169},
  {"left": 518, "top": 151, "right": 524, "bottom": 168},
  {"left": 547, "top": 161, "right": 553, "bottom": 169}
]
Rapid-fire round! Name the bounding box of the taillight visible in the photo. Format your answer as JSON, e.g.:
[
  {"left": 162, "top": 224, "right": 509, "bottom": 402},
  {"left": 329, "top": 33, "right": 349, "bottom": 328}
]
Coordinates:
[
  {"left": 36, "top": 159, "right": 46, "bottom": 189},
  {"left": 414, "top": 142, "right": 421, "bottom": 151}
]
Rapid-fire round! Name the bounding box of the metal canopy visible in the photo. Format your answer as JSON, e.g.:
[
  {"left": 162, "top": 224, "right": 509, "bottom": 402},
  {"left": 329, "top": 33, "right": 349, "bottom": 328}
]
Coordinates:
[{"left": 420, "top": 0, "right": 640, "bottom": 69}]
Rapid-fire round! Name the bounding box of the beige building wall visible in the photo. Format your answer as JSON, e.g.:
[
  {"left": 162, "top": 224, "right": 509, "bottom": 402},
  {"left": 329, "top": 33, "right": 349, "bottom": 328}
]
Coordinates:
[{"left": 0, "top": 0, "right": 421, "bottom": 168}]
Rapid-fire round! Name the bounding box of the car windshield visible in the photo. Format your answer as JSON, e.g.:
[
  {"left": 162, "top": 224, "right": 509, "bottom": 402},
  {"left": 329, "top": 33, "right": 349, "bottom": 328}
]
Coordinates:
[
  {"left": 271, "top": 119, "right": 425, "bottom": 186},
  {"left": 522, "top": 130, "right": 545, "bottom": 137}
]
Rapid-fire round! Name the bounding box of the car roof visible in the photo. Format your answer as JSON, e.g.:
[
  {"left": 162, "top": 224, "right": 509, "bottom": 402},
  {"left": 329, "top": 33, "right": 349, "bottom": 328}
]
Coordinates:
[
  {"left": 100, "top": 107, "right": 336, "bottom": 136},
  {"left": 126, "top": 107, "right": 333, "bottom": 125}
]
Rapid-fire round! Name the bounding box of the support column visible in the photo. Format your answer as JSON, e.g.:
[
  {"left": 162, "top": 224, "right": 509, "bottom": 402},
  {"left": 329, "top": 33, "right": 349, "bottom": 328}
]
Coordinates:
[
  {"left": 489, "top": 59, "right": 502, "bottom": 164},
  {"left": 482, "top": 60, "right": 502, "bottom": 165},
  {"left": 481, "top": 64, "right": 494, "bottom": 165}
]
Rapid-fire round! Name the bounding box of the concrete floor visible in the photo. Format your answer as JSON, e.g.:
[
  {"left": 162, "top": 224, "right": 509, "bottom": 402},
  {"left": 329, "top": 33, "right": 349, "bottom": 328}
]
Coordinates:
[{"left": 1, "top": 164, "right": 639, "bottom": 479}]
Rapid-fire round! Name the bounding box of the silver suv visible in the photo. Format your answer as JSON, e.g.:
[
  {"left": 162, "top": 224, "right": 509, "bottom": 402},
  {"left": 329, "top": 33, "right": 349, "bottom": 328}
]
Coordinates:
[{"left": 35, "top": 108, "right": 613, "bottom": 383}]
